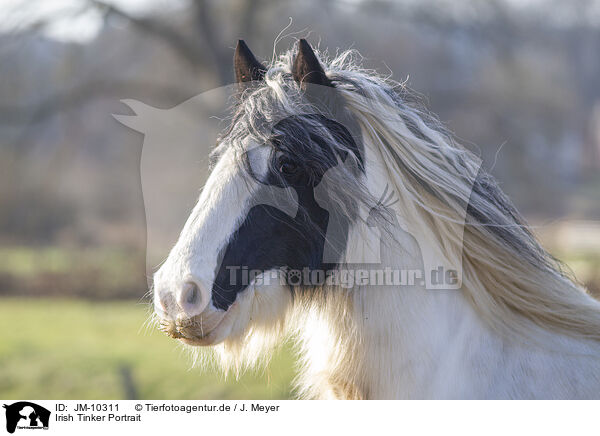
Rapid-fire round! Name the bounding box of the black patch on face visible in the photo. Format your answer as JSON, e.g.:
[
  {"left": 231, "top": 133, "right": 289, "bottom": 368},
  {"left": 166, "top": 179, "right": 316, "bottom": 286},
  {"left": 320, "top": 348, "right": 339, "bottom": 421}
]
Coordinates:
[{"left": 211, "top": 115, "right": 362, "bottom": 311}]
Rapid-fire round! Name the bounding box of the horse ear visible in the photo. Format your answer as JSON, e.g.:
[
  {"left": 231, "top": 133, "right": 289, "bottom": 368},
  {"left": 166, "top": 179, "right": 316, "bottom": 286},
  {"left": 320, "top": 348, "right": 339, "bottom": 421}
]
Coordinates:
[
  {"left": 234, "top": 40, "right": 266, "bottom": 83},
  {"left": 292, "top": 39, "right": 332, "bottom": 88}
]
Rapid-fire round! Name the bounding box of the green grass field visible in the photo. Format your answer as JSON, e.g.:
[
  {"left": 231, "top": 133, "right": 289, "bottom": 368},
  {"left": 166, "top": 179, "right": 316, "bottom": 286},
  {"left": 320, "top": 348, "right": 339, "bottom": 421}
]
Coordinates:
[{"left": 0, "top": 298, "right": 296, "bottom": 400}]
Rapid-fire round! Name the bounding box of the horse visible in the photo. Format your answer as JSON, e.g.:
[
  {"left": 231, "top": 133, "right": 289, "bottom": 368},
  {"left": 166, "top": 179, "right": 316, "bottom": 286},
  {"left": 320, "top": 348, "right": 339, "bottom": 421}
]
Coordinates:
[{"left": 152, "top": 39, "right": 600, "bottom": 399}]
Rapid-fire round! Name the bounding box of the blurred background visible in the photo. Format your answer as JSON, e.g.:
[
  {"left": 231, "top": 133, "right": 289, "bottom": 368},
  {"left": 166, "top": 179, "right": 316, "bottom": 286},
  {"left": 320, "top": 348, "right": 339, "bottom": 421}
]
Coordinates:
[{"left": 0, "top": 0, "right": 599, "bottom": 399}]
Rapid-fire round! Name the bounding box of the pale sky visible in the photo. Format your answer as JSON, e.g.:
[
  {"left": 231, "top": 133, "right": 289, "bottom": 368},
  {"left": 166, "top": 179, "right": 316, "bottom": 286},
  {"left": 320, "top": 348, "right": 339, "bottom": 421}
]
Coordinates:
[
  {"left": 0, "top": 0, "right": 186, "bottom": 41},
  {"left": 0, "top": 0, "right": 598, "bottom": 43}
]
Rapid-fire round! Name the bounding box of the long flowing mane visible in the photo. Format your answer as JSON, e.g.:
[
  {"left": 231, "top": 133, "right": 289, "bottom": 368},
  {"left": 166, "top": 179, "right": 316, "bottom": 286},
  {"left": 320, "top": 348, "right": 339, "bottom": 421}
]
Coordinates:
[{"left": 218, "top": 43, "right": 600, "bottom": 347}]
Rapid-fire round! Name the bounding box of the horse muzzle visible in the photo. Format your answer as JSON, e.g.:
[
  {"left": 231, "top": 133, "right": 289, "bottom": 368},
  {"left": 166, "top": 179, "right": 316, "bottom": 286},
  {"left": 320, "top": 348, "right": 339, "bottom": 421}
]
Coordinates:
[
  {"left": 153, "top": 275, "right": 237, "bottom": 345},
  {"left": 157, "top": 308, "right": 230, "bottom": 345}
]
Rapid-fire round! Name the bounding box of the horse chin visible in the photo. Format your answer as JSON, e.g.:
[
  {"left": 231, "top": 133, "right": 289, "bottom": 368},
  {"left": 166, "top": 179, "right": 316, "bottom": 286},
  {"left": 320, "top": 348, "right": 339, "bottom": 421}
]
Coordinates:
[
  {"left": 160, "top": 277, "right": 291, "bottom": 347},
  {"left": 158, "top": 299, "right": 242, "bottom": 347},
  {"left": 180, "top": 303, "right": 240, "bottom": 346}
]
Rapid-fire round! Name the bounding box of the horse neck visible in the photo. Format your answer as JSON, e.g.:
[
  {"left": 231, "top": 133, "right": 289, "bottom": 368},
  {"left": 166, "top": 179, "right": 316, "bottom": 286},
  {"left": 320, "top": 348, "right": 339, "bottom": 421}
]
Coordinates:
[
  {"left": 289, "top": 136, "right": 600, "bottom": 399},
  {"left": 291, "top": 245, "right": 489, "bottom": 399},
  {"left": 292, "top": 140, "right": 491, "bottom": 398},
  {"left": 351, "top": 273, "right": 487, "bottom": 398},
  {"left": 294, "top": 141, "right": 487, "bottom": 398},
  {"left": 292, "top": 205, "right": 599, "bottom": 398},
  {"left": 348, "top": 141, "right": 484, "bottom": 392}
]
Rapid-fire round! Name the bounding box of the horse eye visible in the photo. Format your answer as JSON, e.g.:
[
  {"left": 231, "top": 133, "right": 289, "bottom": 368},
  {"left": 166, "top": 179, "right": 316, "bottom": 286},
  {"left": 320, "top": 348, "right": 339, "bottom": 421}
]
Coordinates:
[{"left": 278, "top": 159, "right": 299, "bottom": 175}]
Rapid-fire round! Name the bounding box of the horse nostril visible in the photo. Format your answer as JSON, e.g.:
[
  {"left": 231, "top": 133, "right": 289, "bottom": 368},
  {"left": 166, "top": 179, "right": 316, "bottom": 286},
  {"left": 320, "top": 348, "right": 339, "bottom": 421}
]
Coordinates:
[
  {"left": 185, "top": 283, "right": 199, "bottom": 305},
  {"left": 177, "top": 281, "right": 210, "bottom": 317}
]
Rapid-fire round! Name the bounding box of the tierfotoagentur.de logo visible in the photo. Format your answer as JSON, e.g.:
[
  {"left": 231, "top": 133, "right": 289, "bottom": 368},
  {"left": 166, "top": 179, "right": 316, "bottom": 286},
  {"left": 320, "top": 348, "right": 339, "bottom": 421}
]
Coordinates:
[{"left": 2, "top": 402, "right": 50, "bottom": 434}]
